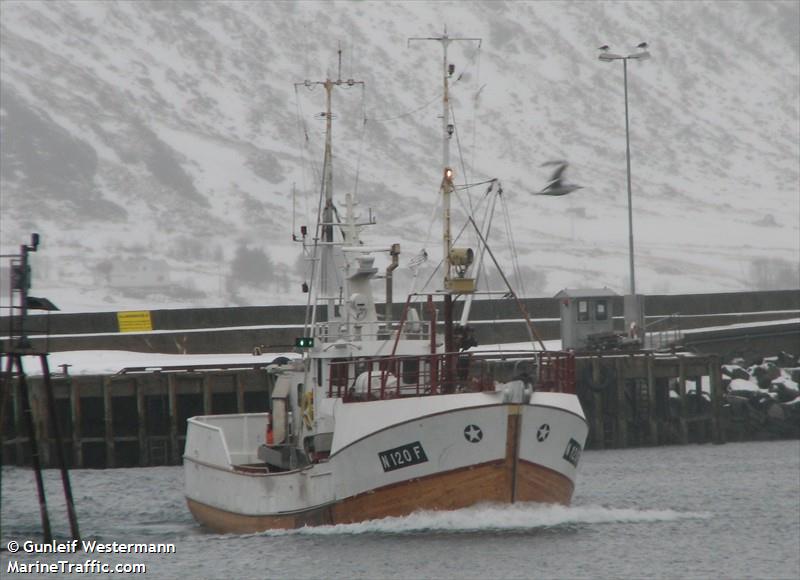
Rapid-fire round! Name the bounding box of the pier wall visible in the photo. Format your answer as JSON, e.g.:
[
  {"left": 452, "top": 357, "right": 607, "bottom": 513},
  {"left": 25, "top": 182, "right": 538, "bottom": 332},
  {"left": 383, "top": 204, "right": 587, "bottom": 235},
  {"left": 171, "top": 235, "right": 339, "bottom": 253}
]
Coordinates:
[
  {"left": 3, "top": 289, "right": 797, "bottom": 355},
  {"left": 575, "top": 353, "right": 726, "bottom": 449},
  {"left": 1, "top": 367, "right": 273, "bottom": 468}
]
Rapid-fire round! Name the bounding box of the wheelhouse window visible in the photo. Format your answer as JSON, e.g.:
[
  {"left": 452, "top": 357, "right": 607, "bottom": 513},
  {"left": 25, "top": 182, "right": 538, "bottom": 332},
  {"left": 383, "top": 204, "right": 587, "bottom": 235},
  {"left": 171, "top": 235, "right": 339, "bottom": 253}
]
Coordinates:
[
  {"left": 402, "top": 358, "right": 420, "bottom": 385},
  {"left": 577, "top": 300, "right": 589, "bottom": 322},
  {"left": 595, "top": 300, "right": 608, "bottom": 321}
]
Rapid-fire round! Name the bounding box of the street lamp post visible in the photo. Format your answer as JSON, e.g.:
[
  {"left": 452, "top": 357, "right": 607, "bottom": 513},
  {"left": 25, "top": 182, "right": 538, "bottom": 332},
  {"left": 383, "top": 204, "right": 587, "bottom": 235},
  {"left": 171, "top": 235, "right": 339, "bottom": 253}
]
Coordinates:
[{"left": 599, "top": 43, "right": 650, "bottom": 337}]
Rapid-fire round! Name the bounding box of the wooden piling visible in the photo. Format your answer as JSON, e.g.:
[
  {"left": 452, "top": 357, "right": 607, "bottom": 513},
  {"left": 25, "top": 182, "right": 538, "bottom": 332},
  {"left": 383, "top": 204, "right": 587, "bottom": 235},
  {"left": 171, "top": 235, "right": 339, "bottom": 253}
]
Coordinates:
[
  {"left": 137, "top": 380, "right": 147, "bottom": 466},
  {"left": 709, "top": 356, "right": 725, "bottom": 444},
  {"left": 70, "top": 379, "right": 83, "bottom": 468},
  {"left": 103, "top": 377, "right": 114, "bottom": 468},
  {"left": 591, "top": 357, "right": 605, "bottom": 450},
  {"left": 202, "top": 374, "right": 212, "bottom": 415},
  {"left": 615, "top": 357, "right": 627, "bottom": 448},
  {"left": 693, "top": 376, "right": 706, "bottom": 443},
  {"left": 646, "top": 355, "right": 658, "bottom": 445},
  {"left": 168, "top": 374, "right": 179, "bottom": 464},
  {"left": 30, "top": 382, "right": 50, "bottom": 467},
  {"left": 677, "top": 359, "right": 689, "bottom": 444}
]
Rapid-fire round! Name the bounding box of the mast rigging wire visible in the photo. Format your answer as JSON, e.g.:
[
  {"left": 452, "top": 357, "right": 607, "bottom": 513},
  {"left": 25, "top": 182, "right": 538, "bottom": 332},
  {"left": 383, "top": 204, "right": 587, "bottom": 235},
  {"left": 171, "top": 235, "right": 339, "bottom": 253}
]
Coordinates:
[
  {"left": 469, "top": 45, "right": 482, "bottom": 187},
  {"left": 367, "top": 92, "right": 442, "bottom": 123},
  {"left": 352, "top": 86, "right": 368, "bottom": 198},
  {"left": 500, "top": 190, "right": 527, "bottom": 297},
  {"left": 449, "top": 104, "right": 475, "bottom": 216}
]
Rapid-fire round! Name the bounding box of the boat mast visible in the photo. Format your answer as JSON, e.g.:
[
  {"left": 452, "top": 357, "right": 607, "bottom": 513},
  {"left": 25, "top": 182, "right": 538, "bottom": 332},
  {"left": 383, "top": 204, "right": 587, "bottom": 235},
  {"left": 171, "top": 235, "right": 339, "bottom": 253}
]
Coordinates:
[
  {"left": 321, "top": 77, "right": 335, "bottom": 322},
  {"left": 409, "top": 28, "right": 481, "bottom": 289},
  {"left": 409, "top": 28, "right": 481, "bottom": 359},
  {"left": 296, "top": 49, "right": 364, "bottom": 324}
]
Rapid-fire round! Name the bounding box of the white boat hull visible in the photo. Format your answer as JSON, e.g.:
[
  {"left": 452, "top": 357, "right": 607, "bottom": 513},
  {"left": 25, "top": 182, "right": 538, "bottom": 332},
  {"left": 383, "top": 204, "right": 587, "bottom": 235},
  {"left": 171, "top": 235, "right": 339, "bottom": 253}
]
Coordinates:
[{"left": 184, "top": 392, "right": 587, "bottom": 533}]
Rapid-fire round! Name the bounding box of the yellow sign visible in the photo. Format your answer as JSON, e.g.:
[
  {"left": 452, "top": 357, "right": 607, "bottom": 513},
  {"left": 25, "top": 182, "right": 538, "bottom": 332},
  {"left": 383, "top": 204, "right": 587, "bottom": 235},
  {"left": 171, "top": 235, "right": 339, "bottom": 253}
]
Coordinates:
[{"left": 117, "top": 310, "right": 153, "bottom": 333}]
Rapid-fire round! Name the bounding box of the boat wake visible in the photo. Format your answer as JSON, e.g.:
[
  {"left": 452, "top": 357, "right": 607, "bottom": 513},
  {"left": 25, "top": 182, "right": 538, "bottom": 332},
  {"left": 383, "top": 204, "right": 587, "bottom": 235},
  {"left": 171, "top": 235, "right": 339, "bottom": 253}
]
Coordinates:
[{"left": 252, "top": 502, "right": 711, "bottom": 537}]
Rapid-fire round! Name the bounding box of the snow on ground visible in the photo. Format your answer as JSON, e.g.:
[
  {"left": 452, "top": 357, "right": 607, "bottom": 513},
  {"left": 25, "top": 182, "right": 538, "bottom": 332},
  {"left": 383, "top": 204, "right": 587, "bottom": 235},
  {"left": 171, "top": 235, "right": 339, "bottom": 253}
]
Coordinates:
[
  {"left": 681, "top": 317, "right": 800, "bottom": 335},
  {"left": 728, "top": 378, "right": 762, "bottom": 393},
  {"left": 27, "top": 350, "right": 299, "bottom": 377}
]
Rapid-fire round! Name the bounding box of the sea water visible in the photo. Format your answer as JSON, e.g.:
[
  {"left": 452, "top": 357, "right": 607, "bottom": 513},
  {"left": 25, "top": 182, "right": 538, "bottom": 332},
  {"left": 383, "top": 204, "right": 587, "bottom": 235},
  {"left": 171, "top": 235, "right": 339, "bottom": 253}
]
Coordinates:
[{"left": 2, "top": 440, "right": 798, "bottom": 579}]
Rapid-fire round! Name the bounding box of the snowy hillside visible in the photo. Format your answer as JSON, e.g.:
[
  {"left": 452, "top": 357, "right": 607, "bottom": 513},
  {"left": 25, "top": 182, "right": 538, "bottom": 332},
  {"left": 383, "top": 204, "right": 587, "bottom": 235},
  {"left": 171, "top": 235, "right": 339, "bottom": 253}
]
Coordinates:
[{"left": 1, "top": 0, "right": 798, "bottom": 312}]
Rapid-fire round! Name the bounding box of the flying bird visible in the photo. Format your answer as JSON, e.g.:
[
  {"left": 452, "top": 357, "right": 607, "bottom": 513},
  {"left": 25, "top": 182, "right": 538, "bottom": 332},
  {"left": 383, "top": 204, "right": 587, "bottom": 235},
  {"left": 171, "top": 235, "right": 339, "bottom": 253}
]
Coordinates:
[
  {"left": 598, "top": 45, "right": 610, "bottom": 51},
  {"left": 637, "top": 42, "right": 648, "bottom": 49},
  {"left": 535, "top": 161, "right": 583, "bottom": 196}
]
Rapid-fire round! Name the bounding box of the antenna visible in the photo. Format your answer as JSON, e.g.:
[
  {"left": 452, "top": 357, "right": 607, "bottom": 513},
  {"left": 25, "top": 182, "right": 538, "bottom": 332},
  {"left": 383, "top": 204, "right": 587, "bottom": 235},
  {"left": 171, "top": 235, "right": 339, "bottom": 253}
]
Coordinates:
[
  {"left": 337, "top": 41, "right": 342, "bottom": 82},
  {"left": 291, "top": 182, "right": 297, "bottom": 240},
  {"left": 408, "top": 28, "right": 481, "bottom": 172}
]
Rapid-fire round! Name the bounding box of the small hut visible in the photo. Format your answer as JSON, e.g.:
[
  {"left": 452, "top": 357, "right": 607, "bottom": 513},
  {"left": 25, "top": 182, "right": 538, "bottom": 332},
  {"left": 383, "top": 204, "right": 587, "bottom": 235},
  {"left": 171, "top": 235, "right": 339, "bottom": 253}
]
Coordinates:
[{"left": 555, "top": 288, "right": 618, "bottom": 350}]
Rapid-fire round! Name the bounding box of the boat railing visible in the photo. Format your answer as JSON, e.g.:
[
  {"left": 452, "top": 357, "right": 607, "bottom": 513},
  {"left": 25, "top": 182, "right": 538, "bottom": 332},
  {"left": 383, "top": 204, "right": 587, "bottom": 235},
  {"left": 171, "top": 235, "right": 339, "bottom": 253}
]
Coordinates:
[
  {"left": 327, "top": 350, "right": 575, "bottom": 402},
  {"left": 186, "top": 413, "right": 268, "bottom": 466},
  {"left": 313, "top": 322, "right": 429, "bottom": 343}
]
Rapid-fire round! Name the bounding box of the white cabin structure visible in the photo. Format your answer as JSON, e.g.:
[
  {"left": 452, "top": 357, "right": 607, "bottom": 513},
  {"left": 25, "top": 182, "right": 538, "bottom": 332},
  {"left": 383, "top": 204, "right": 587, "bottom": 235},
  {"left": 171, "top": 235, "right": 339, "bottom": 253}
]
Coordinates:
[{"left": 556, "top": 288, "right": 618, "bottom": 350}]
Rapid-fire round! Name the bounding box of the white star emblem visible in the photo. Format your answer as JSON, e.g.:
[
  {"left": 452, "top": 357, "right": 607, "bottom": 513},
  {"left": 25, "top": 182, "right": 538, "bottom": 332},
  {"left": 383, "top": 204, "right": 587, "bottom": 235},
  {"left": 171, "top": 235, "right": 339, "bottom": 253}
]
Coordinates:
[
  {"left": 537, "top": 424, "right": 550, "bottom": 442},
  {"left": 464, "top": 425, "right": 483, "bottom": 443}
]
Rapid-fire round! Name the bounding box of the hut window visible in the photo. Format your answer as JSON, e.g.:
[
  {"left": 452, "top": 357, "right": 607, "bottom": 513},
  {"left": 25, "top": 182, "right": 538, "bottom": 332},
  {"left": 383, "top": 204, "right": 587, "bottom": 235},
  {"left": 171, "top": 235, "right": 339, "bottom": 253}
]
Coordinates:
[
  {"left": 577, "top": 300, "right": 589, "bottom": 322},
  {"left": 595, "top": 300, "right": 608, "bottom": 321}
]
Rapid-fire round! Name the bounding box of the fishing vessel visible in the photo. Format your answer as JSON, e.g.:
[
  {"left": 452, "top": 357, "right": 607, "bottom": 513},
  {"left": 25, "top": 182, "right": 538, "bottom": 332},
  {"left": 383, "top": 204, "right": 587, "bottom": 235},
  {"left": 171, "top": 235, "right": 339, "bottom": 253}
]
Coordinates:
[{"left": 184, "top": 34, "right": 588, "bottom": 533}]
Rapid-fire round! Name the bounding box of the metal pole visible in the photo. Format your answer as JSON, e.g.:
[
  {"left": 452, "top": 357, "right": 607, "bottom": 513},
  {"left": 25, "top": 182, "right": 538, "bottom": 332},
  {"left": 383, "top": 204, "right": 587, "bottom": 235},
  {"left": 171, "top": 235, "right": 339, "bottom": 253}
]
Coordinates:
[
  {"left": 623, "top": 57, "right": 636, "bottom": 296},
  {"left": 323, "top": 81, "right": 335, "bottom": 323},
  {"left": 13, "top": 354, "right": 53, "bottom": 542},
  {"left": 442, "top": 34, "right": 452, "bottom": 285},
  {"left": 19, "top": 248, "right": 28, "bottom": 347},
  {"left": 39, "top": 354, "right": 81, "bottom": 542},
  {"left": 442, "top": 33, "right": 450, "bottom": 171}
]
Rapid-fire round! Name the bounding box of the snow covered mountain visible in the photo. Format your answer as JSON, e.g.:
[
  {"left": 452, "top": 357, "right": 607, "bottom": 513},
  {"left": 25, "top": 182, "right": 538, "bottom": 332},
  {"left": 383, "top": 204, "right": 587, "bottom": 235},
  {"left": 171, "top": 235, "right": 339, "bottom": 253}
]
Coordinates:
[{"left": 1, "top": 0, "right": 798, "bottom": 312}]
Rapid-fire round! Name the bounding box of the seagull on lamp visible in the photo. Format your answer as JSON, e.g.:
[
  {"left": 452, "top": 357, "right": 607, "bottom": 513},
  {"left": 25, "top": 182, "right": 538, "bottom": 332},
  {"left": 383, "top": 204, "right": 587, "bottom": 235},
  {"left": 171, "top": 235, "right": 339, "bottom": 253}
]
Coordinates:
[{"left": 535, "top": 160, "right": 583, "bottom": 196}]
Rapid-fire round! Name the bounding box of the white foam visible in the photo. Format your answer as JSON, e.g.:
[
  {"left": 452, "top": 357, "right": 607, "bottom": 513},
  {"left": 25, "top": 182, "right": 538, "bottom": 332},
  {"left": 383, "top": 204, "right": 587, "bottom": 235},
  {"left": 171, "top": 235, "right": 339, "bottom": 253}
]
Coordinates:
[{"left": 244, "top": 502, "right": 711, "bottom": 537}]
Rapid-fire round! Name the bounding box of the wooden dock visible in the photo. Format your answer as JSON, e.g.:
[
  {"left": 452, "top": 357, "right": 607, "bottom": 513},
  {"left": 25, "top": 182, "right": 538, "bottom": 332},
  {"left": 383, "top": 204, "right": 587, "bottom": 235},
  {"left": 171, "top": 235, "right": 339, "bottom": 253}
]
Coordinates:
[
  {"left": 1, "top": 364, "right": 274, "bottom": 468},
  {"left": 1, "top": 352, "right": 737, "bottom": 468},
  {"left": 574, "top": 352, "right": 725, "bottom": 449}
]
